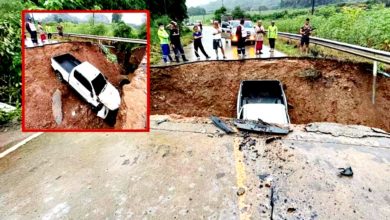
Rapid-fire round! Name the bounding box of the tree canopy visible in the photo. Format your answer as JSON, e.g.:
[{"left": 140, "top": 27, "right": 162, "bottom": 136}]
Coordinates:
[
  {"left": 188, "top": 6, "right": 206, "bottom": 16},
  {"left": 148, "top": 0, "right": 188, "bottom": 22}
]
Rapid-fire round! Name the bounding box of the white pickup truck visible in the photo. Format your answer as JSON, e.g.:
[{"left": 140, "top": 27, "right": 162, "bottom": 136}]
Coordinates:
[
  {"left": 237, "top": 80, "right": 290, "bottom": 124},
  {"left": 51, "top": 53, "right": 120, "bottom": 120}
]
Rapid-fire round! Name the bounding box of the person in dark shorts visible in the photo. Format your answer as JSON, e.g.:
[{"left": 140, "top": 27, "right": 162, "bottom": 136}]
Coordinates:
[
  {"left": 26, "top": 18, "right": 38, "bottom": 46},
  {"left": 193, "top": 25, "right": 210, "bottom": 60},
  {"left": 300, "top": 18, "right": 313, "bottom": 55},
  {"left": 236, "top": 19, "right": 247, "bottom": 57},
  {"left": 212, "top": 21, "right": 226, "bottom": 59},
  {"left": 167, "top": 21, "right": 188, "bottom": 62}
]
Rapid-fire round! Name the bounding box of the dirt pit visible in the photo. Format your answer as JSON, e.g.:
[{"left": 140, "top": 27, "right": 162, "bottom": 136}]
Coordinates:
[
  {"left": 24, "top": 42, "right": 146, "bottom": 130},
  {"left": 151, "top": 58, "right": 390, "bottom": 131}
]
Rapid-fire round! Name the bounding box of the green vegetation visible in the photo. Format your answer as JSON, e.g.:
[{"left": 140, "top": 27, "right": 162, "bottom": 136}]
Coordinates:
[
  {"left": 195, "top": 3, "right": 390, "bottom": 52},
  {"left": 188, "top": 6, "right": 206, "bottom": 16},
  {"left": 150, "top": 0, "right": 193, "bottom": 64},
  {"left": 258, "top": 4, "right": 390, "bottom": 51}
]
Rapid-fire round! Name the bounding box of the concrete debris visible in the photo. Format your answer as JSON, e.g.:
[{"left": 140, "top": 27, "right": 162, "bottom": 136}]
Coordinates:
[
  {"left": 210, "top": 116, "right": 234, "bottom": 134},
  {"left": 237, "top": 187, "right": 245, "bottom": 196},
  {"left": 305, "top": 123, "right": 390, "bottom": 139},
  {"left": 265, "top": 136, "right": 282, "bottom": 144},
  {"left": 52, "top": 89, "right": 62, "bottom": 125},
  {"left": 156, "top": 118, "right": 168, "bottom": 125},
  {"left": 338, "top": 167, "right": 353, "bottom": 177}
]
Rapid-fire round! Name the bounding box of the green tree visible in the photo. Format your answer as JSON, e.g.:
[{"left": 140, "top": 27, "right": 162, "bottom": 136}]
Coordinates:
[
  {"left": 112, "top": 13, "right": 122, "bottom": 23},
  {"left": 232, "top": 6, "right": 245, "bottom": 19},
  {"left": 0, "top": 0, "right": 23, "bottom": 105},
  {"left": 149, "top": 0, "right": 188, "bottom": 22},
  {"left": 188, "top": 6, "right": 206, "bottom": 16},
  {"left": 214, "top": 6, "right": 227, "bottom": 21}
]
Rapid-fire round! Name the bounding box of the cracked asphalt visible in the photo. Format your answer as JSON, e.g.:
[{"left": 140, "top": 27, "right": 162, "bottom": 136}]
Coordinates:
[{"left": 0, "top": 117, "right": 389, "bottom": 219}]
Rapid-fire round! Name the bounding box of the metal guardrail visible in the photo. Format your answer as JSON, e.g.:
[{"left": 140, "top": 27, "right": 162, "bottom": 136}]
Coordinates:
[
  {"left": 278, "top": 32, "right": 390, "bottom": 65},
  {"left": 277, "top": 32, "right": 390, "bottom": 104},
  {"left": 51, "top": 32, "right": 147, "bottom": 44}
]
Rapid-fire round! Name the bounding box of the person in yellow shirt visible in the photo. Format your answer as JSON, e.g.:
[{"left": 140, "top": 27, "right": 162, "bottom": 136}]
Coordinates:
[
  {"left": 157, "top": 23, "right": 173, "bottom": 64},
  {"left": 267, "top": 21, "right": 278, "bottom": 52}
]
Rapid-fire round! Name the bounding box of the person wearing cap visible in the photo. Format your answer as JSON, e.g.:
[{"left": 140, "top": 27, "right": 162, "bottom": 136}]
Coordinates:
[
  {"left": 157, "top": 23, "right": 173, "bottom": 64},
  {"left": 267, "top": 21, "right": 278, "bottom": 52},
  {"left": 26, "top": 18, "right": 38, "bottom": 45},
  {"left": 212, "top": 21, "right": 226, "bottom": 59},
  {"left": 167, "top": 21, "right": 188, "bottom": 62},
  {"left": 254, "top": 20, "right": 265, "bottom": 55}
]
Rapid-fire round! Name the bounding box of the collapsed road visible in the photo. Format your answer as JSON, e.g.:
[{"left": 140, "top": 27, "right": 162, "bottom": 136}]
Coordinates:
[
  {"left": 151, "top": 58, "right": 390, "bottom": 131},
  {"left": 0, "top": 116, "right": 389, "bottom": 219},
  {"left": 24, "top": 42, "right": 147, "bottom": 130}
]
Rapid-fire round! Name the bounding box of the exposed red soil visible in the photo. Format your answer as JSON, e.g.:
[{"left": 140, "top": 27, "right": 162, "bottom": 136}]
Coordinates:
[
  {"left": 115, "top": 56, "right": 147, "bottom": 129},
  {"left": 151, "top": 58, "right": 390, "bottom": 131},
  {"left": 24, "top": 42, "right": 126, "bottom": 130}
]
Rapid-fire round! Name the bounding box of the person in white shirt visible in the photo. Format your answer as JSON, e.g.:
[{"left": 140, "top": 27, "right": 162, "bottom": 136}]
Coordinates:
[
  {"left": 254, "top": 20, "right": 265, "bottom": 55},
  {"left": 212, "top": 21, "right": 226, "bottom": 59},
  {"left": 26, "top": 18, "right": 38, "bottom": 45},
  {"left": 236, "top": 19, "right": 247, "bottom": 57}
]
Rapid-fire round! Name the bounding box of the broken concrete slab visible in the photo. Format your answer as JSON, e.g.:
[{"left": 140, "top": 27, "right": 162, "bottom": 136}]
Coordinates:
[
  {"left": 0, "top": 118, "right": 389, "bottom": 219},
  {"left": 52, "top": 89, "right": 62, "bottom": 125},
  {"left": 305, "top": 122, "right": 390, "bottom": 138}
]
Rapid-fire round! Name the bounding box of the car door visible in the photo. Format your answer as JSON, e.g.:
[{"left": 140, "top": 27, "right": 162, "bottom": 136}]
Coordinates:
[{"left": 70, "top": 70, "right": 94, "bottom": 104}]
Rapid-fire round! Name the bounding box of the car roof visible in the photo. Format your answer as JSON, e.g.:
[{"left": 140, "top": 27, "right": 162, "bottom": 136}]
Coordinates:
[{"left": 74, "top": 62, "right": 101, "bottom": 81}]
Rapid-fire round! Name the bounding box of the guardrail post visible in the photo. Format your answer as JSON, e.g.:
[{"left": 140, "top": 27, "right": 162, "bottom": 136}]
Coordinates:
[{"left": 372, "top": 61, "right": 378, "bottom": 104}]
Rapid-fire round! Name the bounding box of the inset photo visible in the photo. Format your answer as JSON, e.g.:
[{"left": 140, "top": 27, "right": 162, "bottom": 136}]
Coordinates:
[{"left": 22, "top": 10, "right": 149, "bottom": 131}]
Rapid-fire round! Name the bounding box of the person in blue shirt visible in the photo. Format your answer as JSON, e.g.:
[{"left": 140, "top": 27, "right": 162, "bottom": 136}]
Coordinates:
[{"left": 193, "top": 25, "right": 210, "bottom": 60}]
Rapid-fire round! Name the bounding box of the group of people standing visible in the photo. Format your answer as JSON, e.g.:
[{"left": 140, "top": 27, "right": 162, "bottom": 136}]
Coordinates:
[
  {"left": 25, "top": 18, "right": 63, "bottom": 46},
  {"left": 157, "top": 18, "right": 313, "bottom": 63},
  {"left": 157, "top": 21, "right": 189, "bottom": 64}
]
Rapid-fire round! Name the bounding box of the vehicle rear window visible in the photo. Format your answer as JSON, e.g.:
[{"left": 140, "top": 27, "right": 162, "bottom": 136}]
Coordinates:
[
  {"left": 92, "top": 74, "right": 107, "bottom": 95},
  {"left": 74, "top": 70, "right": 92, "bottom": 92}
]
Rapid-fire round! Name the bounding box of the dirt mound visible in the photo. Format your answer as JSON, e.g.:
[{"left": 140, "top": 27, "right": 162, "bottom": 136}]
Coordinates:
[
  {"left": 24, "top": 42, "right": 124, "bottom": 130},
  {"left": 151, "top": 58, "right": 390, "bottom": 131}
]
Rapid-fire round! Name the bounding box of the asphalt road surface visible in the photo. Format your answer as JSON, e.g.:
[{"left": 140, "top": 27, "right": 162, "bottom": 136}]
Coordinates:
[
  {"left": 183, "top": 26, "right": 286, "bottom": 61},
  {"left": 1, "top": 116, "right": 389, "bottom": 219}
]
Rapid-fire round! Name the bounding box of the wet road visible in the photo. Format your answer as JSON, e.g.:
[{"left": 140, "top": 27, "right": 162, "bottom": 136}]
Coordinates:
[
  {"left": 183, "top": 26, "right": 286, "bottom": 61},
  {"left": 1, "top": 117, "right": 390, "bottom": 219}
]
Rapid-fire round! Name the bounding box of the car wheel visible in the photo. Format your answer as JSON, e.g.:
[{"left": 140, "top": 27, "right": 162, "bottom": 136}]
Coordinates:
[
  {"left": 55, "top": 70, "right": 63, "bottom": 82},
  {"left": 105, "top": 109, "right": 118, "bottom": 127}
]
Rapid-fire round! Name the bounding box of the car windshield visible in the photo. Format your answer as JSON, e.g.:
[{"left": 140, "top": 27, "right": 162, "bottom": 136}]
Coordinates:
[
  {"left": 244, "top": 21, "right": 253, "bottom": 28},
  {"left": 230, "top": 21, "right": 240, "bottom": 28},
  {"left": 91, "top": 73, "right": 107, "bottom": 95}
]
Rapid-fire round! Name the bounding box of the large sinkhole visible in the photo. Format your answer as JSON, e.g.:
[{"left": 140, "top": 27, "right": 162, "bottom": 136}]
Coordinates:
[{"left": 151, "top": 58, "right": 390, "bottom": 131}]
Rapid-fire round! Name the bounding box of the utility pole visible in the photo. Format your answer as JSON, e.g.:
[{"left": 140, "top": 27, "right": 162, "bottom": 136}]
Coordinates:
[
  {"left": 222, "top": 0, "right": 224, "bottom": 7},
  {"left": 311, "top": 0, "right": 315, "bottom": 15}
]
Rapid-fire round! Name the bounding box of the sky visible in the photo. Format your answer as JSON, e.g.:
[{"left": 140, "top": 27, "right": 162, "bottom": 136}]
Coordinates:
[
  {"left": 32, "top": 13, "right": 146, "bottom": 25},
  {"left": 186, "top": 0, "right": 216, "bottom": 7}
]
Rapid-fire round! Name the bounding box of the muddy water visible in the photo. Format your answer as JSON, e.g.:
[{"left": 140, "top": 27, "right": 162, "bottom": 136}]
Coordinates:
[{"left": 151, "top": 59, "right": 390, "bottom": 131}]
